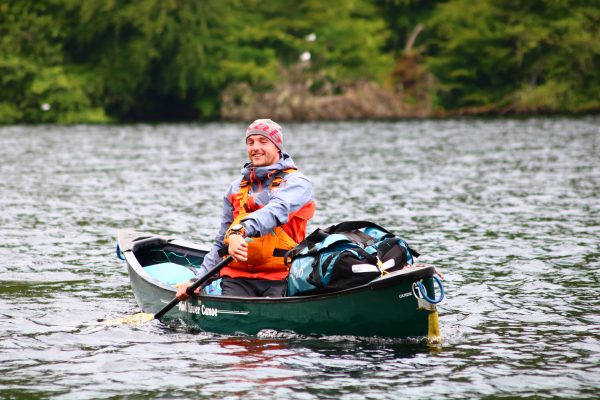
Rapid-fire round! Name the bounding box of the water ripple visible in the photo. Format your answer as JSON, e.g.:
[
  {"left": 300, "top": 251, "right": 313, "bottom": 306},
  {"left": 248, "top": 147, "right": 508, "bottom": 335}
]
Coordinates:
[{"left": 1, "top": 118, "right": 599, "bottom": 398}]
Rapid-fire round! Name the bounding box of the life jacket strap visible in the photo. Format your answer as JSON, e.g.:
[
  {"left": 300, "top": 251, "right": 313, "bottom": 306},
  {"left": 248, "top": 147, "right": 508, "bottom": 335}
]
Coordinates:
[
  {"left": 236, "top": 168, "right": 296, "bottom": 214},
  {"left": 218, "top": 245, "right": 290, "bottom": 259}
]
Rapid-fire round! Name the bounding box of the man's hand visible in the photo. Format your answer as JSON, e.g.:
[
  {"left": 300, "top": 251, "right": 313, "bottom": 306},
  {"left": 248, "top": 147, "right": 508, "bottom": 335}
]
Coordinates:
[
  {"left": 228, "top": 234, "right": 248, "bottom": 262},
  {"left": 175, "top": 281, "right": 200, "bottom": 300}
]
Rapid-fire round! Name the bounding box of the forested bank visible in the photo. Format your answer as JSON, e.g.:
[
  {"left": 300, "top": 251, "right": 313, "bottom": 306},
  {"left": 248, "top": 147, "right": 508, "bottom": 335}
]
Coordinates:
[{"left": 1, "top": 0, "right": 598, "bottom": 124}]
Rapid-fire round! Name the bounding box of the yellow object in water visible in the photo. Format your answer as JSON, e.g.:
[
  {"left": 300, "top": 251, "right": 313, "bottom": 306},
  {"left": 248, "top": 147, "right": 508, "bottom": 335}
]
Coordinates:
[
  {"left": 427, "top": 311, "right": 441, "bottom": 344},
  {"left": 101, "top": 313, "right": 155, "bottom": 326}
]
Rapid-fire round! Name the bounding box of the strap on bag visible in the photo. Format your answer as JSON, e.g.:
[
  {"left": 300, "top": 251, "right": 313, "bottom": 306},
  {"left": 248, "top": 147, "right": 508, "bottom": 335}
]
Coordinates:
[
  {"left": 284, "top": 220, "right": 420, "bottom": 266},
  {"left": 308, "top": 246, "right": 377, "bottom": 288},
  {"left": 285, "top": 221, "right": 390, "bottom": 265},
  {"left": 323, "top": 220, "right": 390, "bottom": 235}
]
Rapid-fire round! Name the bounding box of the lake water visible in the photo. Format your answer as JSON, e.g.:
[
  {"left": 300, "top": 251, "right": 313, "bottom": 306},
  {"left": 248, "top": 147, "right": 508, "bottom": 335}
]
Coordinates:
[{"left": 1, "top": 118, "right": 599, "bottom": 399}]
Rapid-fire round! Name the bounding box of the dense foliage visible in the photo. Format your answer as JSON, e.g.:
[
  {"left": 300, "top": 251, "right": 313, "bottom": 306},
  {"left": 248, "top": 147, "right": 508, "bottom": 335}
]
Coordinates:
[
  {"left": 0, "top": 0, "right": 598, "bottom": 123},
  {"left": 426, "top": 0, "right": 600, "bottom": 113}
]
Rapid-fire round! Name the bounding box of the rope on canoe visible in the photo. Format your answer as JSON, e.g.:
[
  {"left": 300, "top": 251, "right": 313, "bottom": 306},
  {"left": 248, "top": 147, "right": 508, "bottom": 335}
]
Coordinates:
[
  {"left": 150, "top": 249, "right": 202, "bottom": 268},
  {"left": 416, "top": 275, "right": 445, "bottom": 304}
]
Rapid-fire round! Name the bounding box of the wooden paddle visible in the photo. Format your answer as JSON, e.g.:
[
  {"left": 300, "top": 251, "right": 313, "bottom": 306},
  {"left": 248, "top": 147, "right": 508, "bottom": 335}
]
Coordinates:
[{"left": 153, "top": 255, "right": 234, "bottom": 319}]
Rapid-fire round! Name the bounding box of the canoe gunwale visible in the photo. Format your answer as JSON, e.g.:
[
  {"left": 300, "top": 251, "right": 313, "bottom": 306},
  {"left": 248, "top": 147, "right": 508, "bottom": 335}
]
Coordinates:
[{"left": 199, "top": 266, "right": 436, "bottom": 304}]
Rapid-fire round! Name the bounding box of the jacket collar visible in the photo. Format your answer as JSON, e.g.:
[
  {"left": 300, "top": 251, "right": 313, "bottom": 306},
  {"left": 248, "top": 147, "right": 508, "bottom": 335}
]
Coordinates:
[{"left": 241, "top": 152, "right": 297, "bottom": 182}]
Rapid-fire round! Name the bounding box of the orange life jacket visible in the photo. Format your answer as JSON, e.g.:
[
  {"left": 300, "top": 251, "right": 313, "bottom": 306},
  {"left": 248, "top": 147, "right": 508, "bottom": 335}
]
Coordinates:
[{"left": 222, "top": 169, "right": 315, "bottom": 280}]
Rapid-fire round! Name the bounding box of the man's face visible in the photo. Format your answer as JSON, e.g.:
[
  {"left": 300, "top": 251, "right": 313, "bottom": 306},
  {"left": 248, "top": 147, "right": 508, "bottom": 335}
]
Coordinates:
[{"left": 246, "top": 135, "right": 280, "bottom": 167}]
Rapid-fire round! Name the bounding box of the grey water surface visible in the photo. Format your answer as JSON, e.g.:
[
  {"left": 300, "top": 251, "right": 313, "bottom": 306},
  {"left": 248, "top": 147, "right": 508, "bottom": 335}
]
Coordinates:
[{"left": 1, "top": 118, "right": 599, "bottom": 399}]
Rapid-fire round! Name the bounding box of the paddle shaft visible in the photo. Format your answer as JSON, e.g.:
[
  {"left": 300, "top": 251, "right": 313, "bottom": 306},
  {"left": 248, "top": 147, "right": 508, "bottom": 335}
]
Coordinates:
[{"left": 154, "top": 256, "right": 234, "bottom": 320}]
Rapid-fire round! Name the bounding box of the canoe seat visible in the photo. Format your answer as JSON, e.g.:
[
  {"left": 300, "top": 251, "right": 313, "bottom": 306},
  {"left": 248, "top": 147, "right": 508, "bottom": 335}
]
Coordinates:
[{"left": 144, "top": 262, "right": 196, "bottom": 286}]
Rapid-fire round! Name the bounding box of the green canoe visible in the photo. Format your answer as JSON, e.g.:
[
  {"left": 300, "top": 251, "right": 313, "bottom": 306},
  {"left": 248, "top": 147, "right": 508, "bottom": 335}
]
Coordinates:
[{"left": 117, "top": 229, "right": 443, "bottom": 341}]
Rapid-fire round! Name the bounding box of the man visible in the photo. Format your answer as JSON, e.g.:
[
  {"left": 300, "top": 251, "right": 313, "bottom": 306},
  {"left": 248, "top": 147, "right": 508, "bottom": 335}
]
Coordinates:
[{"left": 176, "top": 119, "right": 315, "bottom": 299}]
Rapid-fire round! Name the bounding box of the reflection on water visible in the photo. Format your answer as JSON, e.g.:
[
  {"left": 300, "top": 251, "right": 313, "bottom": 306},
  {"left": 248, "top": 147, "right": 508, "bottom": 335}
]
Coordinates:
[{"left": 1, "top": 118, "right": 599, "bottom": 398}]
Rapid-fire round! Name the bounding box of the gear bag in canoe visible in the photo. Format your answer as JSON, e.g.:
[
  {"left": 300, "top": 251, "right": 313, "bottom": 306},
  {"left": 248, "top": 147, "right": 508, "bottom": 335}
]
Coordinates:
[{"left": 285, "top": 221, "right": 420, "bottom": 296}]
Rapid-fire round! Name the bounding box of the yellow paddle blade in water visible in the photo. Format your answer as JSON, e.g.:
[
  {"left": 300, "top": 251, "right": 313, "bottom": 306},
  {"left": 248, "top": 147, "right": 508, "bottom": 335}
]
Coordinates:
[{"left": 101, "top": 312, "right": 155, "bottom": 326}]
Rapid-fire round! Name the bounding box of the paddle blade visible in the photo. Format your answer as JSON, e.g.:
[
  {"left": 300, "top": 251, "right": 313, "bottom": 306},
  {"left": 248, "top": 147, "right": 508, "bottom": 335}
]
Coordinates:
[{"left": 101, "top": 312, "right": 155, "bottom": 326}]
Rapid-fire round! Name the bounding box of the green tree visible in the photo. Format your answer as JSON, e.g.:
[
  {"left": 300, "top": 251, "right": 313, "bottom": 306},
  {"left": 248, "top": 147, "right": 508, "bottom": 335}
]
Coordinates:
[
  {"left": 375, "top": 0, "right": 443, "bottom": 56},
  {"left": 426, "top": 0, "right": 600, "bottom": 112},
  {"left": 0, "top": 0, "right": 108, "bottom": 124},
  {"left": 63, "top": 0, "right": 242, "bottom": 120},
  {"left": 221, "top": 0, "right": 393, "bottom": 85}
]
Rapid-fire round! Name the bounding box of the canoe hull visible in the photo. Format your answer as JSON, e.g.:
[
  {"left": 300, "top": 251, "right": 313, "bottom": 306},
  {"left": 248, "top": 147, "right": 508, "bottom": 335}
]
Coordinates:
[{"left": 119, "top": 229, "right": 441, "bottom": 339}]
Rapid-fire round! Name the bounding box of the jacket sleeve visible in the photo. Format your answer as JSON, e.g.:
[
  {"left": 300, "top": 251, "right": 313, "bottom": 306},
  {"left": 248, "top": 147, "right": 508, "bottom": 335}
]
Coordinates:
[
  {"left": 195, "top": 188, "right": 235, "bottom": 276},
  {"left": 241, "top": 172, "right": 313, "bottom": 237}
]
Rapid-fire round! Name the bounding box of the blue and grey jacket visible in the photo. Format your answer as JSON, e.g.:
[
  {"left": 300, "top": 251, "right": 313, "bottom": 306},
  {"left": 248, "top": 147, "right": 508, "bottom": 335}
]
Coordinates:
[{"left": 197, "top": 152, "right": 314, "bottom": 275}]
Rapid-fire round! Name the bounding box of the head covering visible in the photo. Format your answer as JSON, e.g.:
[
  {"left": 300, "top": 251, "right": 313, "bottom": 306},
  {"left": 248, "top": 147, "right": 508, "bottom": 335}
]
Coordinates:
[{"left": 245, "top": 119, "right": 284, "bottom": 151}]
